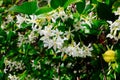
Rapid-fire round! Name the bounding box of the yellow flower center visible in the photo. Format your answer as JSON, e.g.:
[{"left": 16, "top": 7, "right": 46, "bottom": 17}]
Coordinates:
[{"left": 102, "top": 50, "right": 116, "bottom": 63}]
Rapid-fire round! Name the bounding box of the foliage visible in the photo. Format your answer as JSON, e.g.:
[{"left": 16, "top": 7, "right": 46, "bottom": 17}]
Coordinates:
[{"left": 0, "top": 0, "right": 120, "bottom": 80}]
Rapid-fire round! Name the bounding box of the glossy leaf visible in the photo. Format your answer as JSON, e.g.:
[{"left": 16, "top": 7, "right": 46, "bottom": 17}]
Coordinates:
[
  {"left": 50, "top": 0, "right": 61, "bottom": 9},
  {"left": 76, "top": 0, "right": 85, "bottom": 14},
  {"left": 19, "top": 70, "right": 27, "bottom": 80},
  {"left": 35, "top": 5, "right": 53, "bottom": 15},
  {"left": 50, "top": 0, "right": 68, "bottom": 9},
  {"left": 63, "top": 0, "right": 81, "bottom": 8},
  {"left": 6, "top": 30, "right": 15, "bottom": 42},
  {"left": 97, "top": 2, "right": 117, "bottom": 21},
  {"left": 9, "top": 1, "right": 38, "bottom": 15},
  {"left": 83, "top": 4, "right": 93, "bottom": 14},
  {"left": 112, "top": 0, "right": 120, "bottom": 11}
]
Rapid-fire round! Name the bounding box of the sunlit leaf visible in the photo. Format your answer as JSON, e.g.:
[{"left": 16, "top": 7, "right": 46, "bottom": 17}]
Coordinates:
[
  {"left": 112, "top": 0, "right": 120, "bottom": 11},
  {"left": 9, "top": 1, "right": 38, "bottom": 15},
  {"left": 35, "top": 5, "right": 53, "bottom": 15}
]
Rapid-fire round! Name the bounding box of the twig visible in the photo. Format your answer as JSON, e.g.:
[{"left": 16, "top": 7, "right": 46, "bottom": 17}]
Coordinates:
[
  {"left": 100, "top": 56, "right": 107, "bottom": 80},
  {"left": 57, "top": 62, "right": 60, "bottom": 80}
]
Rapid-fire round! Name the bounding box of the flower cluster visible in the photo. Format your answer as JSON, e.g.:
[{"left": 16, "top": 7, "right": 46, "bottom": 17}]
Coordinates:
[
  {"left": 14, "top": 6, "right": 93, "bottom": 58},
  {"left": 51, "top": 7, "right": 73, "bottom": 23},
  {"left": 4, "top": 59, "right": 25, "bottom": 73},
  {"left": 8, "top": 74, "right": 19, "bottom": 80},
  {"left": 107, "top": 7, "right": 120, "bottom": 41},
  {"left": 40, "top": 25, "right": 68, "bottom": 51},
  {"left": 2, "top": 0, "right": 120, "bottom": 80},
  {"left": 61, "top": 42, "right": 93, "bottom": 57}
]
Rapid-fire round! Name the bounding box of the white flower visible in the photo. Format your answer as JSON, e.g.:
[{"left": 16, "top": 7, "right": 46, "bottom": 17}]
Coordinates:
[
  {"left": 30, "top": 15, "right": 37, "bottom": 22},
  {"left": 41, "top": 35, "right": 66, "bottom": 51},
  {"left": 51, "top": 12, "right": 59, "bottom": 23},
  {"left": 52, "top": 75, "right": 59, "bottom": 80},
  {"left": 114, "top": 7, "right": 120, "bottom": 15},
  {"left": 81, "top": 44, "right": 93, "bottom": 57},
  {"left": 40, "top": 37, "right": 54, "bottom": 49},
  {"left": 81, "top": 12, "right": 96, "bottom": 28},
  {"left": 40, "top": 25, "right": 54, "bottom": 37},
  {"left": 1, "top": 22, "right": 6, "bottom": 29},
  {"left": 64, "top": 30, "right": 74, "bottom": 39},
  {"left": 52, "top": 36, "right": 65, "bottom": 51},
  {"left": 64, "top": 42, "right": 93, "bottom": 57},
  {"left": 6, "top": 15, "right": 13, "bottom": 23},
  {"left": 66, "top": 63, "right": 72, "bottom": 68},
  {"left": 16, "top": 14, "right": 26, "bottom": 28},
  {"left": 106, "top": 33, "right": 114, "bottom": 39},
  {"left": 26, "top": 15, "right": 38, "bottom": 24},
  {"left": 28, "top": 31, "right": 38, "bottom": 43},
  {"left": 65, "top": 42, "right": 81, "bottom": 57},
  {"left": 32, "top": 24, "right": 41, "bottom": 32},
  {"left": 40, "top": 25, "right": 67, "bottom": 51},
  {"left": 4, "top": 59, "right": 25, "bottom": 73},
  {"left": 4, "top": 68, "right": 8, "bottom": 73},
  {"left": 58, "top": 10, "right": 68, "bottom": 22},
  {"left": 73, "top": 21, "right": 85, "bottom": 31},
  {"left": 107, "top": 20, "right": 113, "bottom": 24},
  {"left": 107, "top": 19, "right": 120, "bottom": 40},
  {"left": 51, "top": 8, "right": 68, "bottom": 22},
  {"left": 109, "top": 20, "right": 120, "bottom": 30},
  {"left": 52, "top": 29, "right": 63, "bottom": 37},
  {"left": 107, "top": 9, "right": 120, "bottom": 40},
  {"left": 17, "top": 32, "right": 28, "bottom": 47},
  {"left": 8, "top": 74, "right": 19, "bottom": 80}
]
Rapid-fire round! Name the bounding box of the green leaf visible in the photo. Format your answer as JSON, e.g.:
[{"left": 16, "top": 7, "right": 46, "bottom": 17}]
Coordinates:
[
  {"left": 3, "top": 0, "right": 12, "bottom": 6},
  {"left": 115, "top": 49, "right": 120, "bottom": 62},
  {"left": 63, "top": 0, "right": 81, "bottom": 8},
  {"left": 105, "top": 0, "right": 115, "bottom": 6},
  {"left": 6, "top": 30, "right": 15, "bottom": 42},
  {"left": 35, "top": 5, "right": 53, "bottom": 15},
  {"left": 0, "top": 28, "right": 7, "bottom": 39},
  {"left": 83, "top": 4, "right": 93, "bottom": 14},
  {"left": 73, "top": 12, "right": 80, "bottom": 18},
  {"left": 97, "top": 2, "right": 117, "bottom": 21},
  {"left": 0, "top": 71, "right": 4, "bottom": 80},
  {"left": 105, "top": 0, "right": 110, "bottom": 5},
  {"left": 90, "top": 0, "right": 97, "bottom": 4},
  {"left": 93, "top": 43, "right": 101, "bottom": 54},
  {"left": 50, "top": 0, "right": 60, "bottom": 9},
  {"left": 0, "top": 7, "right": 5, "bottom": 13},
  {"left": 92, "top": 19, "right": 106, "bottom": 28},
  {"left": 50, "top": 0, "right": 68, "bottom": 9},
  {"left": 28, "top": 49, "right": 37, "bottom": 55},
  {"left": 0, "top": 14, "right": 2, "bottom": 26},
  {"left": 0, "top": 57, "right": 4, "bottom": 69},
  {"left": 76, "top": 0, "right": 85, "bottom": 14},
  {"left": 9, "top": 1, "right": 38, "bottom": 15},
  {"left": 19, "top": 70, "right": 27, "bottom": 80},
  {"left": 50, "top": 0, "right": 59, "bottom": 9},
  {"left": 112, "top": 0, "right": 120, "bottom": 11},
  {"left": 0, "top": 1, "right": 3, "bottom": 6}
]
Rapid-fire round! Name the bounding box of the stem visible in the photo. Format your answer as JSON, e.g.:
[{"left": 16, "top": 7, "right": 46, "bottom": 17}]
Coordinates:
[
  {"left": 57, "top": 62, "right": 60, "bottom": 80},
  {"left": 100, "top": 56, "right": 107, "bottom": 80},
  {"left": 77, "top": 76, "right": 80, "bottom": 80}
]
